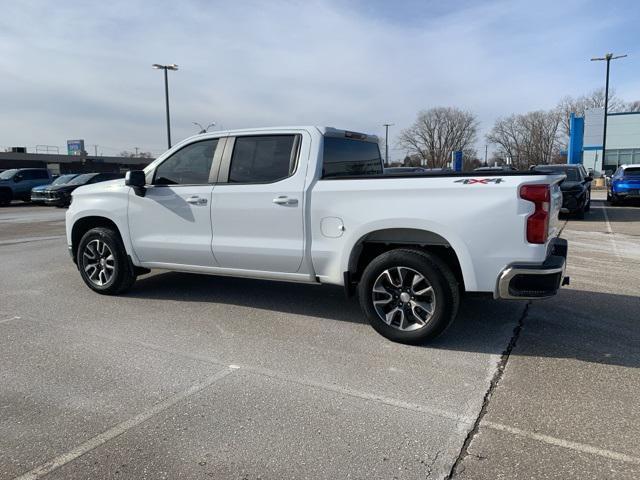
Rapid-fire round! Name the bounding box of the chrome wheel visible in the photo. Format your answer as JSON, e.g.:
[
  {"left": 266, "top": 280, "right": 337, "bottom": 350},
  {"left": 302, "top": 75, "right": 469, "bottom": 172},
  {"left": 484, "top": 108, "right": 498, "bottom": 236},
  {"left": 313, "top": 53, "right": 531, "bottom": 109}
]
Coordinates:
[
  {"left": 372, "top": 266, "right": 436, "bottom": 331},
  {"left": 82, "top": 239, "right": 115, "bottom": 286}
]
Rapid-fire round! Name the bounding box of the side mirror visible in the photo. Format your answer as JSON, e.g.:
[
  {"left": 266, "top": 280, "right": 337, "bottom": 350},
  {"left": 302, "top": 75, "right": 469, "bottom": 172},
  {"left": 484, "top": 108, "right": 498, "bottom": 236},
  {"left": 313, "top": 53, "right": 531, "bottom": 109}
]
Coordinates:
[
  {"left": 14, "top": 174, "right": 22, "bottom": 182},
  {"left": 125, "top": 170, "right": 146, "bottom": 196}
]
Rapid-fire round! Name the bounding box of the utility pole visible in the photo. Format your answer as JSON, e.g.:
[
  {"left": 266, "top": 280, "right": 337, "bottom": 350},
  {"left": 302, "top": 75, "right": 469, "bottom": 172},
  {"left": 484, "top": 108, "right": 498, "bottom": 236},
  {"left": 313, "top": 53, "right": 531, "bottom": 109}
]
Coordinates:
[
  {"left": 91, "top": 144, "right": 98, "bottom": 157},
  {"left": 152, "top": 63, "right": 179, "bottom": 149},
  {"left": 382, "top": 123, "right": 394, "bottom": 166},
  {"left": 134, "top": 147, "right": 139, "bottom": 157},
  {"left": 591, "top": 53, "right": 627, "bottom": 166},
  {"left": 484, "top": 144, "right": 488, "bottom": 166}
]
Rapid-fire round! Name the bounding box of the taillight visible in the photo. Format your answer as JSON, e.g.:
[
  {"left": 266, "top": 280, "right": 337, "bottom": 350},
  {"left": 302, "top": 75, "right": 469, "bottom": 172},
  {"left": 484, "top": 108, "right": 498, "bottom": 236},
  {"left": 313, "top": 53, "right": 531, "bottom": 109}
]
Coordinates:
[{"left": 520, "top": 184, "right": 550, "bottom": 244}]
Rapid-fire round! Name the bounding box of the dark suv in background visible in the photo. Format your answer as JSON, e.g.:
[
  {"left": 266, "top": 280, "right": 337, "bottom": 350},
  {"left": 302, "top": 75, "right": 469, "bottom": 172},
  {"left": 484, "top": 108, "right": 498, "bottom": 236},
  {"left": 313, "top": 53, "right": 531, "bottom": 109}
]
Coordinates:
[
  {"left": 0, "top": 168, "right": 52, "bottom": 206},
  {"left": 532, "top": 164, "right": 593, "bottom": 218},
  {"left": 31, "top": 173, "right": 79, "bottom": 204},
  {"left": 44, "top": 172, "right": 124, "bottom": 207}
]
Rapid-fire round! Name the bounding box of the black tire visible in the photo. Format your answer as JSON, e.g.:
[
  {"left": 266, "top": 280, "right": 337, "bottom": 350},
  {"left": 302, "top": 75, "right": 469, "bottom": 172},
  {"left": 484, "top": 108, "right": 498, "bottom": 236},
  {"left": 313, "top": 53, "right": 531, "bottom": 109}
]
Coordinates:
[
  {"left": 575, "top": 205, "right": 585, "bottom": 219},
  {"left": 584, "top": 190, "right": 591, "bottom": 212},
  {"left": 0, "top": 190, "right": 12, "bottom": 206},
  {"left": 358, "top": 249, "right": 460, "bottom": 344},
  {"left": 610, "top": 195, "right": 621, "bottom": 206},
  {"left": 77, "top": 227, "right": 136, "bottom": 295}
]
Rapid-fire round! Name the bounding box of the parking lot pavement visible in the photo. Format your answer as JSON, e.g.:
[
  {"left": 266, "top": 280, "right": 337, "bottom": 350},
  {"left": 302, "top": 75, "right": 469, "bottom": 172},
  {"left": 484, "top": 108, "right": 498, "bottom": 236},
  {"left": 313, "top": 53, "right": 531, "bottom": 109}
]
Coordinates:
[
  {"left": 1, "top": 206, "right": 523, "bottom": 479},
  {"left": 1, "top": 198, "right": 638, "bottom": 479},
  {"left": 0, "top": 204, "right": 65, "bottom": 244},
  {"left": 454, "top": 196, "right": 640, "bottom": 479}
]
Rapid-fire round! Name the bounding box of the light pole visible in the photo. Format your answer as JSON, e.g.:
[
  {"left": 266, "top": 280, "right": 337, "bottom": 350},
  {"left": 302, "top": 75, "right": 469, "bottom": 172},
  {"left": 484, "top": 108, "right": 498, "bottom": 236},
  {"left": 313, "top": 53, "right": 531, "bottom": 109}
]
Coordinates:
[
  {"left": 383, "top": 123, "right": 394, "bottom": 166},
  {"left": 152, "top": 63, "right": 179, "bottom": 149},
  {"left": 193, "top": 122, "right": 216, "bottom": 134},
  {"left": 590, "top": 53, "right": 627, "bottom": 165}
]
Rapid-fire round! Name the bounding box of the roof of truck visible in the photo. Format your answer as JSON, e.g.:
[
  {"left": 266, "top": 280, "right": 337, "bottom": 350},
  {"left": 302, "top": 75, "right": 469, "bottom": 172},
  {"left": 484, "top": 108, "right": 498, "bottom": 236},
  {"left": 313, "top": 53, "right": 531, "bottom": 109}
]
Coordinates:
[{"left": 187, "top": 126, "right": 379, "bottom": 142}]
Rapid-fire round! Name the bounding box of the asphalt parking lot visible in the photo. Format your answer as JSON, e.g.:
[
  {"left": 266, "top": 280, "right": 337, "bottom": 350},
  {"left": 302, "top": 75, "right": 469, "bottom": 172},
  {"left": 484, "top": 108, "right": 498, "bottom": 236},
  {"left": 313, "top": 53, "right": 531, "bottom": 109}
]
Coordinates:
[{"left": 1, "top": 191, "right": 639, "bottom": 480}]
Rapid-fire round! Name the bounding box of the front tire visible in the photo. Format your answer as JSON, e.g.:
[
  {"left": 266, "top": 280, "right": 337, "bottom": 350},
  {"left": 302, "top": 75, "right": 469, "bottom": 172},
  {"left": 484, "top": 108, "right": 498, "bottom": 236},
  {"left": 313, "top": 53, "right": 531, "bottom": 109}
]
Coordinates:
[
  {"left": 77, "top": 227, "right": 136, "bottom": 295},
  {"left": 358, "top": 249, "right": 459, "bottom": 344}
]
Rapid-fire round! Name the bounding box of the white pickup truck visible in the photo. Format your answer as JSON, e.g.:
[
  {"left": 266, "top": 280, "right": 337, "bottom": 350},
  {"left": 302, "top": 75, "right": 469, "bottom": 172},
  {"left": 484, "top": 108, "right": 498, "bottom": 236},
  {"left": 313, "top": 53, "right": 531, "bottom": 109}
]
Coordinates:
[{"left": 66, "top": 126, "right": 568, "bottom": 343}]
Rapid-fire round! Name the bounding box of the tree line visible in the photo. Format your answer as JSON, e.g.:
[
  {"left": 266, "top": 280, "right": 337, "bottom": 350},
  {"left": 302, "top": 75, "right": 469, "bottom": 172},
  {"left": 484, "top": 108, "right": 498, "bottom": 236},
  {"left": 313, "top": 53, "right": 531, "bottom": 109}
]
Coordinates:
[{"left": 396, "top": 88, "right": 640, "bottom": 170}]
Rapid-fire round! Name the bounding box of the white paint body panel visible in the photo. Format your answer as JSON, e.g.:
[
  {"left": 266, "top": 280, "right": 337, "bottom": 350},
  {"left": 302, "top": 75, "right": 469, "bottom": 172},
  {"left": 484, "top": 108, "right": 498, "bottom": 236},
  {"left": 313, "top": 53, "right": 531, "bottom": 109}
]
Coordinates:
[{"left": 66, "top": 126, "right": 564, "bottom": 294}]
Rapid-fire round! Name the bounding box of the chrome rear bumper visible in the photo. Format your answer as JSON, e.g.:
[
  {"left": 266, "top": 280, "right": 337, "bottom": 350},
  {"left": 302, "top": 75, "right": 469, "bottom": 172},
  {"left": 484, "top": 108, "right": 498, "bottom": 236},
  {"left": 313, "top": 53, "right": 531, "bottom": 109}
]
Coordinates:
[{"left": 495, "top": 238, "right": 568, "bottom": 300}]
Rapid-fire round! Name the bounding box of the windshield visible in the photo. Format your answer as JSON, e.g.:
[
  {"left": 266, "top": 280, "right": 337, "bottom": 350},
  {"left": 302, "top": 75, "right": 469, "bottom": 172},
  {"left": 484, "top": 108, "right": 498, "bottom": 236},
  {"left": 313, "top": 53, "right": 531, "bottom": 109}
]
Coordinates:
[
  {"left": 623, "top": 167, "right": 640, "bottom": 177},
  {"left": 534, "top": 166, "right": 579, "bottom": 181},
  {"left": 0, "top": 169, "right": 18, "bottom": 180},
  {"left": 66, "top": 173, "right": 97, "bottom": 185},
  {"left": 51, "top": 174, "right": 78, "bottom": 185}
]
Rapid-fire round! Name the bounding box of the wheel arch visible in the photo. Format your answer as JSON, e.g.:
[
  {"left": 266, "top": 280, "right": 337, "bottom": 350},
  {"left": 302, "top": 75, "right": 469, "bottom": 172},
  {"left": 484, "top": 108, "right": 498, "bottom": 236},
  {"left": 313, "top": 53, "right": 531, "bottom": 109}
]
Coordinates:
[
  {"left": 71, "top": 216, "right": 125, "bottom": 263},
  {"left": 345, "top": 227, "right": 474, "bottom": 294}
]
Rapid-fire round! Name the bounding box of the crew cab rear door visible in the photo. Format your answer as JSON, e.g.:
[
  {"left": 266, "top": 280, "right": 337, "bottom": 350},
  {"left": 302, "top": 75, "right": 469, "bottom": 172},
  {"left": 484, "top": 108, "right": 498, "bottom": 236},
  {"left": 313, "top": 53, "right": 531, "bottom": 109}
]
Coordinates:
[
  {"left": 210, "top": 132, "right": 307, "bottom": 273},
  {"left": 128, "top": 138, "right": 222, "bottom": 267}
]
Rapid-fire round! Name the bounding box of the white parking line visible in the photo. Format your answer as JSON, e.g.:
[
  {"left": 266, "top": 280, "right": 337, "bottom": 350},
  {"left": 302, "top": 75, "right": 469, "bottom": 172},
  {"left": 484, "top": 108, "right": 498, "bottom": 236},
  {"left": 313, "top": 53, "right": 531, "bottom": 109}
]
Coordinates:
[
  {"left": 0, "top": 235, "right": 65, "bottom": 246},
  {"left": 0, "top": 316, "right": 21, "bottom": 324},
  {"left": 483, "top": 420, "right": 640, "bottom": 465},
  {"left": 594, "top": 203, "right": 621, "bottom": 259},
  {"left": 12, "top": 367, "right": 236, "bottom": 480}
]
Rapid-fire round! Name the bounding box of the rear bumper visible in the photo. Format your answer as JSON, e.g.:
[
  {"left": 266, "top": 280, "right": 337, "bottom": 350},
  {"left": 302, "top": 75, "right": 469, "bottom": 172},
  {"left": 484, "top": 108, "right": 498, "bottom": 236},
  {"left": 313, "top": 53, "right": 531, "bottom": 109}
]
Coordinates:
[{"left": 495, "top": 238, "right": 568, "bottom": 300}]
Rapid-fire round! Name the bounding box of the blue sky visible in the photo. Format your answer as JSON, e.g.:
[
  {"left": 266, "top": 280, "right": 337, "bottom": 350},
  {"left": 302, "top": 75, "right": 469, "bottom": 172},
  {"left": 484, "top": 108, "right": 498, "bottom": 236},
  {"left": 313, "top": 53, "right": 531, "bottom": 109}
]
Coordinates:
[{"left": 1, "top": 0, "right": 639, "bottom": 159}]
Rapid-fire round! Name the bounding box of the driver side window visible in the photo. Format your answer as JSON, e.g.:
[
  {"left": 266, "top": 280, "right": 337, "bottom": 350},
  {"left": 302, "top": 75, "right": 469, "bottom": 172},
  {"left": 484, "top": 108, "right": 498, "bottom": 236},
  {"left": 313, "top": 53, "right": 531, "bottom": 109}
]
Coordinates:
[{"left": 154, "top": 139, "right": 218, "bottom": 185}]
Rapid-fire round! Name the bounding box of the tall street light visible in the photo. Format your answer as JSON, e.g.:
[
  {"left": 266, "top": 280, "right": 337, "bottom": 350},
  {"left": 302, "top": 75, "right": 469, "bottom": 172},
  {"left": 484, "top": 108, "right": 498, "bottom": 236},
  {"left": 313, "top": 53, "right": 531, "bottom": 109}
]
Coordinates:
[
  {"left": 383, "top": 123, "right": 394, "bottom": 166},
  {"left": 152, "top": 63, "right": 179, "bottom": 149},
  {"left": 590, "top": 53, "right": 627, "bottom": 165}
]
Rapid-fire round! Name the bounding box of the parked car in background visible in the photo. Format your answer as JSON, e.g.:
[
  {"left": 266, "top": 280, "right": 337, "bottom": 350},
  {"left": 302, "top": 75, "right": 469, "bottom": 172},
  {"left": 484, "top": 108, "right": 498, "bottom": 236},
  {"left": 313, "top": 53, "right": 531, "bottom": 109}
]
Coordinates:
[
  {"left": 0, "top": 168, "right": 52, "bottom": 206},
  {"left": 66, "top": 126, "right": 568, "bottom": 344},
  {"left": 532, "top": 164, "right": 592, "bottom": 218},
  {"left": 45, "top": 172, "right": 124, "bottom": 207},
  {"left": 474, "top": 165, "right": 518, "bottom": 172},
  {"left": 607, "top": 164, "right": 640, "bottom": 205},
  {"left": 31, "top": 174, "right": 79, "bottom": 204},
  {"left": 384, "top": 166, "right": 428, "bottom": 174}
]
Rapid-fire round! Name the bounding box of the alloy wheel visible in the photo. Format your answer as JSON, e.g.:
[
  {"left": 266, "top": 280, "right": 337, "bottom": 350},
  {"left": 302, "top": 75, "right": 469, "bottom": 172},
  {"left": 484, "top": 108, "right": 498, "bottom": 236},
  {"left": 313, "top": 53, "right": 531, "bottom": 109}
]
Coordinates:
[
  {"left": 82, "top": 239, "right": 115, "bottom": 286},
  {"left": 372, "top": 266, "right": 436, "bottom": 331}
]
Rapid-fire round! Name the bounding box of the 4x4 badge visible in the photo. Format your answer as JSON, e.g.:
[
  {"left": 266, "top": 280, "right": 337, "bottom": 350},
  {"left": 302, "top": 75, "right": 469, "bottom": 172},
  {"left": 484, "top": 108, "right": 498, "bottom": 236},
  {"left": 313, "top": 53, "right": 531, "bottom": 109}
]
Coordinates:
[{"left": 454, "top": 178, "right": 504, "bottom": 184}]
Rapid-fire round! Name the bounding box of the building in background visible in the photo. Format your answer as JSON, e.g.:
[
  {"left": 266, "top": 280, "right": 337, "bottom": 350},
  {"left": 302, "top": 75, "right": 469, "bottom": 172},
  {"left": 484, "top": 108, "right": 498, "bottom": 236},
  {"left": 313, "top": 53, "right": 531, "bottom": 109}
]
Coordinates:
[
  {"left": 0, "top": 151, "right": 153, "bottom": 174},
  {"left": 579, "top": 108, "right": 640, "bottom": 174}
]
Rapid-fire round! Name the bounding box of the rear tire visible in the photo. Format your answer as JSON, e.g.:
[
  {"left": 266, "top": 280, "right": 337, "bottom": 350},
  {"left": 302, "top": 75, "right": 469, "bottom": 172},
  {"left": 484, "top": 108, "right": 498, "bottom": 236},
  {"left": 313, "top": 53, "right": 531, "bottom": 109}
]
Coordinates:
[
  {"left": 77, "top": 227, "right": 136, "bottom": 295},
  {"left": 358, "top": 249, "right": 459, "bottom": 344}
]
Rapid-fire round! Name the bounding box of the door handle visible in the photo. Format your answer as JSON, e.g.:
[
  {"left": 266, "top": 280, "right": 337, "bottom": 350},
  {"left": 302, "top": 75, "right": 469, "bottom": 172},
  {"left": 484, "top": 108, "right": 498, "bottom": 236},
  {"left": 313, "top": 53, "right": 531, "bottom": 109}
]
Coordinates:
[
  {"left": 273, "top": 196, "right": 298, "bottom": 206},
  {"left": 186, "top": 196, "right": 207, "bottom": 205}
]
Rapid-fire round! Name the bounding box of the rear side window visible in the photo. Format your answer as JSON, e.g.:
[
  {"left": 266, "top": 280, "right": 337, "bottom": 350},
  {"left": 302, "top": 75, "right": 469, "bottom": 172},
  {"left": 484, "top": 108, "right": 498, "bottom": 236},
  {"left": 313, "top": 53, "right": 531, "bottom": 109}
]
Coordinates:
[
  {"left": 229, "top": 135, "right": 298, "bottom": 183},
  {"left": 154, "top": 139, "right": 218, "bottom": 185},
  {"left": 322, "top": 137, "right": 383, "bottom": 178},
  {"left": 624, "top": 167, "right": 640, "bottom": 177}
]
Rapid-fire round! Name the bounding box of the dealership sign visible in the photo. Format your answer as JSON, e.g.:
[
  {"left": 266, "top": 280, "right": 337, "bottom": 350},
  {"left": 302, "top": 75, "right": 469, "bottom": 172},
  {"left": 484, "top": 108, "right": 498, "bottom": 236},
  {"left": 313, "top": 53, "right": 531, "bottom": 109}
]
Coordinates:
[{"left": 67, "top": 139, "right": 85, "bottom": 156}]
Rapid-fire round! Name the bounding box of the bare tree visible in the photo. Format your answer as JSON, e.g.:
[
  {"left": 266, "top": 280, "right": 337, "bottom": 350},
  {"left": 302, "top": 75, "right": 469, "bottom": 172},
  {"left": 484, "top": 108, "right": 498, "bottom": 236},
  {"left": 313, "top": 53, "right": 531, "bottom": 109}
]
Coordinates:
[
  {"left": 397, "top": 107, "right": 478, "bottom": 168},
  {"left": 558, "top": 88, "right": 626, "bottom": 139},
  {"left": 487, "top": 109, "right": 562, "bottom": 169},
  {"left": 626, "top": 100, "right": 640, "bottom": 112}
]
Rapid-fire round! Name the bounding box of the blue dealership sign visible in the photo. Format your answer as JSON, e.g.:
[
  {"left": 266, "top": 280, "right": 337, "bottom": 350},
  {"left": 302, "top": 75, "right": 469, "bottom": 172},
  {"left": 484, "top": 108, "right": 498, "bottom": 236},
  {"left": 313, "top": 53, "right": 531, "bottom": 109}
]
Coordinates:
[{"left": 452, "top": 150, "right": 463, "bottom": 172}]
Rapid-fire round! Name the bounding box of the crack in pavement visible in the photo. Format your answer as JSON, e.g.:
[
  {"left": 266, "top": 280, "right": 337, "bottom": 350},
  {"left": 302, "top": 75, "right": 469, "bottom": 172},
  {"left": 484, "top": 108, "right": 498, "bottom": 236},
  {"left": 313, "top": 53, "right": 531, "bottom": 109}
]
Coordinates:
[{"left": 445, "top": 302, "right": 530, "bottom": 479}]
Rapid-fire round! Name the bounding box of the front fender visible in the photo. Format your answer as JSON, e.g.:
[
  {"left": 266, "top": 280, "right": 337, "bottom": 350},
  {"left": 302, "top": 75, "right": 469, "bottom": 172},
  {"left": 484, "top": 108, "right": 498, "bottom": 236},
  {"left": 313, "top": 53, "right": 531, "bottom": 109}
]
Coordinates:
[{"left": 65, "top": 185, "right": 139, "bottom": 264}]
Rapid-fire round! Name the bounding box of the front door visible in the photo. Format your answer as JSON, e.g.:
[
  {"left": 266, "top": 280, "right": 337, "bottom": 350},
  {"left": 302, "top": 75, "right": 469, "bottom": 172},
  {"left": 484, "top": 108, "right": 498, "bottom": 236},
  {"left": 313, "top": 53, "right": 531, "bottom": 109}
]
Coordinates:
[
  {"left": 128, "top": 138, "right": 220, "bottom": 267},
  {"left": 211, "top": 133, "right": 306, "bottom": 273}
]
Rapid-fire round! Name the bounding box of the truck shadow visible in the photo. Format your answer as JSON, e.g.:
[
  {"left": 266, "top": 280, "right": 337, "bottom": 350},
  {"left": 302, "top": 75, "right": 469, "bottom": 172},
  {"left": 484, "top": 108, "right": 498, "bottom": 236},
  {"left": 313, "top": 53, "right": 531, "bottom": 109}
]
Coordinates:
[{"left": 128, "top": 272, "right": 639, "bottom": 369}]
